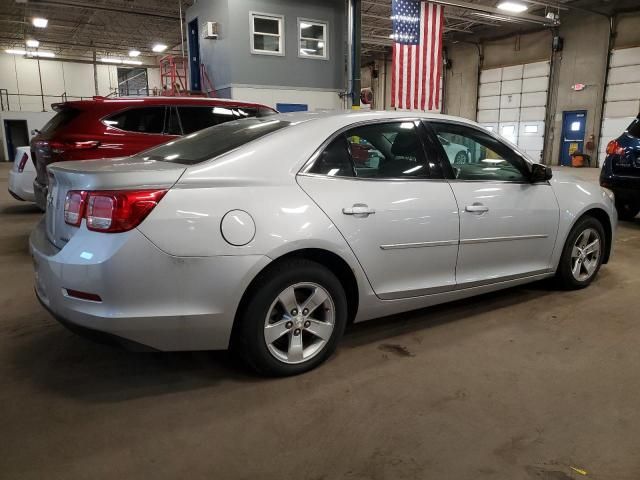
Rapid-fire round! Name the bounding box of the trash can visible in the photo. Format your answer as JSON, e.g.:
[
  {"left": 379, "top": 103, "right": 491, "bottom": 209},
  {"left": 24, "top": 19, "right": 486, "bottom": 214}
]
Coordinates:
[{"left": 571, "top": 151, "right": 591, "bottom": 167}]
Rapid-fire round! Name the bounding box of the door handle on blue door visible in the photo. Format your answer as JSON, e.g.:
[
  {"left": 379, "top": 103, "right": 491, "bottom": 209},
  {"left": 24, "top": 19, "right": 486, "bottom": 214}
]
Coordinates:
[
  {"left": 465, "top": 203, "right": 489, "bottom": 214},
  {"left": 343, "top": 203, "right": 376, "bottom": 217}
]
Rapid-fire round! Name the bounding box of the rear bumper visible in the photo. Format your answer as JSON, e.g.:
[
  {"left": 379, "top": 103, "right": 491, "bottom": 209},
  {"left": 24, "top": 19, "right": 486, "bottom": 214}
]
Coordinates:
[
  {"left": 30, "top": 219, "right": 270, "bottom": 351},
  {"left": 8, "top": 170, "right": 35, "bottom": 203}
]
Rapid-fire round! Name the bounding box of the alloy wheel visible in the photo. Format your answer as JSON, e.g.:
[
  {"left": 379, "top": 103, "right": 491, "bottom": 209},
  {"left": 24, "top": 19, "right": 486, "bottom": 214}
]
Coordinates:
[
  {"left": 263, "top": 282, "right": 335, "bottom": 364},
  {"left": 570, "top": 228, "right": 601, "bottom": 282}
]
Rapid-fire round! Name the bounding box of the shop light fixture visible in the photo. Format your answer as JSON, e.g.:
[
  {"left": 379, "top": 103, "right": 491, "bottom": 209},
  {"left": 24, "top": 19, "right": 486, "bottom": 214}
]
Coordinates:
[
  {"left": 101, "top": 57, "right": 123, "bottom": 64},
  {"left": 152, "top": 43, "right": 167, "bottom": 53},
  {"left": 28, "top": 51, "right": 55, "bottom": 58},
  {"left": 497, "top": 2, "right": 528, "bottom": 13},
  {"left": 5, "top": 49, "right": 27, "bottom": 55},
  {"left": 32, "top": 17, "right": 48, "bottom": 28},
  {"left": 123, "top": 59, "right": 142, "bottom": 65},
  {"left": 128, "top": 50, "right": 141, "bottom": 57},
  {"left": 26, "top": 39, "right": 40, "bottom": 48}
]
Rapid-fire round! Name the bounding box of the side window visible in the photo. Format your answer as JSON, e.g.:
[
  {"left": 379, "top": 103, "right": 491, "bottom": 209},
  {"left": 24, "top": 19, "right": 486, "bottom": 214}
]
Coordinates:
[
  {"left": 103, "top": 107, "right": 165, "bottom": 134},
  {"left": 309, "top": 122, "right": 430, "bottom": 179},
  {"left": 178, "top": 106, "right": 232, "bottom": 134},
  {"left": 432, "top": 123, "right": 528, "bottom": 182}
]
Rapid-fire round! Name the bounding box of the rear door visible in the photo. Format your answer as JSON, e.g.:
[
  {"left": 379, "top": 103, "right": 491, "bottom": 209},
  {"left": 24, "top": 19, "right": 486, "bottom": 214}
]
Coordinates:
[
  {"left": 427, "top": 120, "right": 559, "bottom": 287},
  {"left": 297, "top": 120, "right": 460, "bottom": 300}
]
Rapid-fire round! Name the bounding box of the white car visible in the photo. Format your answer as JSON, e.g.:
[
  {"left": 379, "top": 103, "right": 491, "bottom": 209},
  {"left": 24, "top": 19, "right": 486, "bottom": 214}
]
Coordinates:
[
  {"left": 30, "top": 111, "right": 617, "bottom": 376},
  {"left": 438, "top": 134, "right": 471, "bottom": 164},
  {"left": 8, "top": 146, "right": 36, "bottom": 203}
]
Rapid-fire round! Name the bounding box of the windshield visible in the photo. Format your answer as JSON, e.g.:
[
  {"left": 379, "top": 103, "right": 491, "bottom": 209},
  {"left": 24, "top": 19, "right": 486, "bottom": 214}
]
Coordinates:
[{"left": 137, "top": 117, "right": 290, "bottom": 165}]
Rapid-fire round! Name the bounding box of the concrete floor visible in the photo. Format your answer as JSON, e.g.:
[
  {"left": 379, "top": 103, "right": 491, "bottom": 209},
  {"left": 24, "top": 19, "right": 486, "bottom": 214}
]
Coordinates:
[{"left": 0, "top": 163, "right": 639, "bottom": 480}]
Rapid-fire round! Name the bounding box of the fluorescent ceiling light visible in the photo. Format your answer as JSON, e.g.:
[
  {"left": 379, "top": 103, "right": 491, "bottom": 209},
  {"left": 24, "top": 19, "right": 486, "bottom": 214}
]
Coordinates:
[
  {"left": 152, "top": 43, "right": 167, "bottom": 53},
  {"left": 123, "top": 59, "right": 142, "bottom": 65},
  {"left": 26, "top": 39, "right": 40, "bottom": 48},
  {"left": 28, "top": 51, "right": 55, "bottom": 58},
  {"left": 101, "top": 57, "right": 122, "bottom": 64},
  {"left": 32, "top": 17, "right": 48, "bottom": 28},
  {"left": 128, "top": 50, "right": 140, "bottom": 57},
  {"left": 5, "top": 49, "right": 27, "bottom": 55},
  {"left": 497, "top": 2, "right": 528, "bottom": 13}
]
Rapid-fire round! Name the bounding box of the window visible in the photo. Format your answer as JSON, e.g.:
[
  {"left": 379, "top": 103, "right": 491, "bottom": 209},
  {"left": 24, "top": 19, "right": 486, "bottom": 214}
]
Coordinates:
[
  {"left": 136, "top": 118, "right": 290, "bottom": 165},
  {"left": 309, "top": 121, "right": 431, "bottom": 179},
  {"left": 103, "top": 107, "right": 165, "bottom": 134},
  {"left": 177, "top": 106, "right": 276, "bottom": 134},
  {"left": 298, "top": 19, "right": 327, "bottom": 59},
  {"left": 571, "top": 121, "right": 581, "bottom": 131},
  {"left": 524, "top": 124, "right": 538, "bottom": 133},
  {"left": 250, "top": 13, "right": 284, "bottom": 55},
  {"left": 432, "top": 122, "right": 528, "bottom": 182}
]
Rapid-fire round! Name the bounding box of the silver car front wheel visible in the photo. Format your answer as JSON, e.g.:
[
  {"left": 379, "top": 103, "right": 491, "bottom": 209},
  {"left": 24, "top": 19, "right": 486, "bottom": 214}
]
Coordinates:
[
  {"left": 570, "top": 228, "right": 601, "bottom": 282},
  {"left": 264, "top": 282, "right": 335, "bottom": 364}
]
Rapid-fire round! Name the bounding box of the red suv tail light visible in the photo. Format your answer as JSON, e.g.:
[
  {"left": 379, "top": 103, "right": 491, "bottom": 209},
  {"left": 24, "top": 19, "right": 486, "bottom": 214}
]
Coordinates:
[
  {"left": 64, "top": 189, "right": 166, "bottom": 232},
  {"left": 50, "top": 140, "right": 101, "bottom": 155},
  {"left": 17, "top": 152, "right": 29, "bottom": 172},
  {"left": 606, "top": 140, "right": 624, "bottom": 156}
]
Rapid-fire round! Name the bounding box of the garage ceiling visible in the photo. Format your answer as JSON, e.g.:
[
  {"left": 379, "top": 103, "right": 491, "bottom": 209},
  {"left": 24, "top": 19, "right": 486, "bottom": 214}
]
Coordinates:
[
  {"left": 0, "top": 0, "right": 638, "bottom": 61},
  {"left": 0, "top": 0, "right": 194, "bottom": 60}
]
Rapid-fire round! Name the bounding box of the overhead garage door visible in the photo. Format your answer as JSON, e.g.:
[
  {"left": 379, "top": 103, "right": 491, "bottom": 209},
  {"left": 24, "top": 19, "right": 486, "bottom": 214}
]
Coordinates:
[
  {"left": 477, "top": 61, "right": 550, "bottom": 162},
  {"left": 599, "top": 46, "right": 640, "bottom": 166}
]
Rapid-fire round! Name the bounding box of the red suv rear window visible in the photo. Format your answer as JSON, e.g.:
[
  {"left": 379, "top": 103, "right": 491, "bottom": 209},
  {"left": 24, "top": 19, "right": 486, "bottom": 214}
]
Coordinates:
[{"left": 40, "top": 108, "right": 80, "bottom": 134}]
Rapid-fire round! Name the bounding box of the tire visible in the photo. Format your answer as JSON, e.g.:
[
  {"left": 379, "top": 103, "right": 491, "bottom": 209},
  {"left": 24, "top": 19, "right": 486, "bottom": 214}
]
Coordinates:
[
  {"left": 454, "top": 151, "right": 469, "bottom": 164},
  {"left": 555, "top": 216, "right": 605, "bottom": 290},
  {"left": 615, "top": 199, "right": 640, "bottom": 221},
  {"left": 234, "top": 258, "right": 347, "bottom": 376}
]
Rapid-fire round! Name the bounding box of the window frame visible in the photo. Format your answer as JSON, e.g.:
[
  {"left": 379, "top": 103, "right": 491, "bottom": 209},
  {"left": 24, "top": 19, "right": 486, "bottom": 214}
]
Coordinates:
[
  {"left": 299, "top": 118, "right": 447, "bottom": 181},
  {"left": 250, "top": 12, "right": 285, "bottom": 57},
  {"left": 424, "top": 119, "right": 536, "bottom": 184},
  {"left": 297, "top": 18, "right": 329, "bottom": 61}
]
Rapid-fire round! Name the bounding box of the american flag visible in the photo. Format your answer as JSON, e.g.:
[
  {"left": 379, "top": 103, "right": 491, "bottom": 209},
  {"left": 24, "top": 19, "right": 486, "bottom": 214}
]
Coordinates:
[{"left": 391, "top": 0, "right": 444, "bottom": 111}]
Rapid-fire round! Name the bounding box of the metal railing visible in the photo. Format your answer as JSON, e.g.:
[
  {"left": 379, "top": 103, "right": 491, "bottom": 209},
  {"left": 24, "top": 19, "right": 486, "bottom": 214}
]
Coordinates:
[{"left": 0, "top": 91, "right": 94, "bottom": 112}]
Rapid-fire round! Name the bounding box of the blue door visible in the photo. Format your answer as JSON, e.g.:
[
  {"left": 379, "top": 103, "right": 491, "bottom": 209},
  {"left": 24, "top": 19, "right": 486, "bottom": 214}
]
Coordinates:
[
  {"left": 188, "top": 19, "right": 201, "bottom": 91},
  {"left": 560, "top": 110, "right": 587, "bottom": 166}
]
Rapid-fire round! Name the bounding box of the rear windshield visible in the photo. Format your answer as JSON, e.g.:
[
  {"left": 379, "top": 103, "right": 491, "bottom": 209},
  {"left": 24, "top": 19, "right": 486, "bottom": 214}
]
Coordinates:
[
  {"left": 626, "top": 117, "right": 640, "bottom": 138},
  {"left": 40, "top": 108, "right": 80, "bottom": 134},
  {"left": 137, "top": 117, "right": 290, "bottom": 165}
]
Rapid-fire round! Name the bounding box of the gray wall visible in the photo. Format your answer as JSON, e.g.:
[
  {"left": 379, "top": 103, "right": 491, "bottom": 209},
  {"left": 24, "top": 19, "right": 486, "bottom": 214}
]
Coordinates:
[
  {"left": 187, "top": 0, "right": 346, "bottom": 92},
  {"left": 444, "top": 9, "right": 640, "bottom": 165}
]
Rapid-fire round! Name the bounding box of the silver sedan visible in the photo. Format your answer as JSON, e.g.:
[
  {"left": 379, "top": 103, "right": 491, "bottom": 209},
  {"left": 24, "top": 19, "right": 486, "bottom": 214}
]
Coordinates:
[{"left": 30, "top": 111, "right": 617, "bottom": 375}]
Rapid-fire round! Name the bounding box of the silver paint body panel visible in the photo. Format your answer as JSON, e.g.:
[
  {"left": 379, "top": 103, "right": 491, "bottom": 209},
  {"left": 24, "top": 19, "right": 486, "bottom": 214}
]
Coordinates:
[{"left": 30, "top": 111, "right": 617, "bottom": 351}]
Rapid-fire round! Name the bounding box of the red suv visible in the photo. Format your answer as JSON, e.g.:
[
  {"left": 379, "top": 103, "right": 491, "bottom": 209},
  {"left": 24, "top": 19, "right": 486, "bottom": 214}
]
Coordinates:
[{"left": 31, "top": 96, "right": 276, "bottom": 210}]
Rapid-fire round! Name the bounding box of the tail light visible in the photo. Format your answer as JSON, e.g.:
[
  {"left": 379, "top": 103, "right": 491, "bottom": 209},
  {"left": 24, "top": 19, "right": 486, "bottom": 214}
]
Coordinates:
[
  {"left": 17, "top": 152, "right": 29, "bottom": 172},
  {"left": 606, "top": 140, "right": 624, "bottom": 156},
  {"left": 64, "top": 190, "right": 88, "bottom": 226},
  {"left": 64, "top": 189, "right": 167, "bottom": 233},
  {"left": 50, "top": 140, "right": 101, "bottom": 155}
]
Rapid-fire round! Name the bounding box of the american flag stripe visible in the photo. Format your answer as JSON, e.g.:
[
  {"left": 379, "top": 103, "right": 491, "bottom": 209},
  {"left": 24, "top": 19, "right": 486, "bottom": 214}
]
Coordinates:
[{"left": 391, "top": 0, "right": 444, "bottom": 112}]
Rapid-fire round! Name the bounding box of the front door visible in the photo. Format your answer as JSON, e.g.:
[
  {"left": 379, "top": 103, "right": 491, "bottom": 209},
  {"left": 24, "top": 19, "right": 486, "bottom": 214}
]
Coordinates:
[
  {"left": 429, "top": 121, "right": 559, "bottom": 286},
  {"left": 560, "top": 110, "right": 587, "bottom": 166},
  {"left": 298, "top": 120, "right": 459, "bottom": 300},
  {"left": 188, "top": 19, "right": 201, "bottom": 92}
]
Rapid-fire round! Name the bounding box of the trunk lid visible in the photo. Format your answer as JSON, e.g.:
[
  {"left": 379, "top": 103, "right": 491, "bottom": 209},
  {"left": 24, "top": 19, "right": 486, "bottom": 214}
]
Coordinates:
[{"left": 45, "top": 157, "right": 186, "bottom": 249}]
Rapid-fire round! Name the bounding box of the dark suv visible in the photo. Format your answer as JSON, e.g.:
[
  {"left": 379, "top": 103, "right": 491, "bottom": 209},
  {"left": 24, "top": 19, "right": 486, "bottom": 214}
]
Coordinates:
[
  {"left": 600, "top": 114, "right": 640, "bottom": 220},
  {"left": 31, "top": 96, "right": 276, "bottom": 210}
]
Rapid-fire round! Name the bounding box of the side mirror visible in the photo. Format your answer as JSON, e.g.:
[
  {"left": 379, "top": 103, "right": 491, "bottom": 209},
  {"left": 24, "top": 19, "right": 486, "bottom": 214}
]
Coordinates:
[{"left": 530, "top": 163, "right": 552, "bottom": 182}]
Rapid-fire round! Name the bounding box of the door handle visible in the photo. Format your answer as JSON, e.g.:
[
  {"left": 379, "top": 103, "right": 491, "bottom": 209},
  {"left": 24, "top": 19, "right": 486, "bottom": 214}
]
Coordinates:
[
  {"left": 465, "top": 203, "right": 489, "bottom": 214},
  {"left": 343, "top": 203, "right": 376, "bottom": 217}
]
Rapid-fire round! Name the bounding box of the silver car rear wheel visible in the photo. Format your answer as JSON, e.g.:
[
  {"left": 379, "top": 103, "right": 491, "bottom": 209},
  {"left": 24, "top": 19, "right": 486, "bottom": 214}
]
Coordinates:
[
  {"left": 570, "top": 227, "right": 601, "bottom": 282},
  {"left": 264, "top": 282, "right": 335, "bottom": 364}
]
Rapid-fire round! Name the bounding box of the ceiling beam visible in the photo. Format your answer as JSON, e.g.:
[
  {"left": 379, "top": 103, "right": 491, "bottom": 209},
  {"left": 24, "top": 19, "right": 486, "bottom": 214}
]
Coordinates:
[{"left": 29, "top": 0, "right": 180, "bottom": 20}]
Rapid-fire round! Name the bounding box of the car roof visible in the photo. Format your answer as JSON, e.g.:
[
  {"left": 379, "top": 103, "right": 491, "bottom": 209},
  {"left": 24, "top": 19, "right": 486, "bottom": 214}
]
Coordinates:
[
  {"left": 53, "top": 96, "right": 274, "bottom": 111},
  {"left": 269, "top": 109, "right": 482, "bottom": 130}
]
